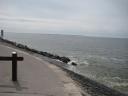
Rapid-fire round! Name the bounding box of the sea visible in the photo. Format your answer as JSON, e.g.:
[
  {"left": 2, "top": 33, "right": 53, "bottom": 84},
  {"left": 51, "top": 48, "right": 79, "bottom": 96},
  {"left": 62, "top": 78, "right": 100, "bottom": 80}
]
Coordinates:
[{"left": 4, "top": 32, "right": 128, "bottom": 94}]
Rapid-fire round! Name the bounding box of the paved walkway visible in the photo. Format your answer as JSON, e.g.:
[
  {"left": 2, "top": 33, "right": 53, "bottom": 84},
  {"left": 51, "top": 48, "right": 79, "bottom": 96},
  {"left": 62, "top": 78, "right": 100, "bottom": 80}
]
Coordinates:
[{"left": 0, "top": 43, "right": 81, "bottom": 96}]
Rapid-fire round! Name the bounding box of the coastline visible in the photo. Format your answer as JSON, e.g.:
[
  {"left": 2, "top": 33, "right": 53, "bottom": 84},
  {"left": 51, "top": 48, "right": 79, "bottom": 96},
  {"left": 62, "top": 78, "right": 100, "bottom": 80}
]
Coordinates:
[{"left": 0, "top": 37, "right": 127, "bottom": 96}]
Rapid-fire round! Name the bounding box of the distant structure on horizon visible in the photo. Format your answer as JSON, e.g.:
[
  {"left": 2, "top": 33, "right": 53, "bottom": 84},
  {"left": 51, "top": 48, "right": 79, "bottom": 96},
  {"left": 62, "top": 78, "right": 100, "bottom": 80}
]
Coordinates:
[{"left": 1, "top": 29, "right": 4, "bottom": 38}]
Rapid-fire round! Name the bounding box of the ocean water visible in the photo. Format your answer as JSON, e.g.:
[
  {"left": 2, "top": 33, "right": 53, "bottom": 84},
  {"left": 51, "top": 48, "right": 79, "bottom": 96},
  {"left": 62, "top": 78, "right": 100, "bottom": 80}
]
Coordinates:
[{"left": 4, "top": 32, "right": 128, "bottom": 94}]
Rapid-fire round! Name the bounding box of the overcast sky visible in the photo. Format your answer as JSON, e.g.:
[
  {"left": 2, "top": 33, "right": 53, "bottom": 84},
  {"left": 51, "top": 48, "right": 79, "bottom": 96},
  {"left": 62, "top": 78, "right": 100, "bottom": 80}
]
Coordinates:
[{"left": 0, "top": 0, "right": 128, "bottom": 38}]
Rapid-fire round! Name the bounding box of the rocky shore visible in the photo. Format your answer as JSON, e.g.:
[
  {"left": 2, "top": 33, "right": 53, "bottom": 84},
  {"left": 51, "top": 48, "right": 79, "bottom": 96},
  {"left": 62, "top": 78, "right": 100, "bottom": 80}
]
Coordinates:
[
  {"left": 0, "top": 37, "right": 127, "bottom": 96},
  {"left": 0, "top": 38, "right": 71, "bottom": 63}
]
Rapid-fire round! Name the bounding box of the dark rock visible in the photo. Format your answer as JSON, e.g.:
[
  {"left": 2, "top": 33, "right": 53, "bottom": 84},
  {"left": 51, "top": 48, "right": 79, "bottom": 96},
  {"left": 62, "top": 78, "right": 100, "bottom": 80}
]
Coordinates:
[
  {"left": 16, "top": 44, "right": 25, "bottom": 48},
  {"left": 53, "top": 55, "right": 61, "bottom": 59},
  {"left": 59, "top": 56, "right": 70, "bottom": 63},
  {"left": 71, "top": 62, "right": 77, "bottom": 66}
]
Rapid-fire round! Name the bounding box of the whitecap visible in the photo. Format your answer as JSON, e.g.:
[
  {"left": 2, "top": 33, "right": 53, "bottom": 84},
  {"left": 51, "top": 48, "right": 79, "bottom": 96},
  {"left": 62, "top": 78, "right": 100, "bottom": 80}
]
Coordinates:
[
  {"left": 79, "top": 60, "right": 90, "bottom": 66},
  {"left": 110, "top": 57, "right": 124, "bottom": 62},
  {"left": 100, "top": 76, "right": 128, "bottom": 88},
  {"left": 68, "top": 60, "right": 78, "bottom": 65}
]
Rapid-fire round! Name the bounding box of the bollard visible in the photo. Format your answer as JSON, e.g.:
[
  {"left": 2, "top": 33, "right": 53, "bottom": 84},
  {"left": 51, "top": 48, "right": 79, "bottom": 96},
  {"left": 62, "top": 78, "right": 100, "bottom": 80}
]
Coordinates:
[
  {"left": 12, "top": 52, "right": 17, "bottom": 81},
  {"left": 0, "top": 52, "right": 23, "bottom": 82}
]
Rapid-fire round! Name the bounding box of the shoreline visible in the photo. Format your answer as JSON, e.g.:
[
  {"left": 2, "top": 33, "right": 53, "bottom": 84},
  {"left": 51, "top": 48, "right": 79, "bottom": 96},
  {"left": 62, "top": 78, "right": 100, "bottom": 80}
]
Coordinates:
[{"left": 0, "top": 37, "right": 127, "bottom": 96}]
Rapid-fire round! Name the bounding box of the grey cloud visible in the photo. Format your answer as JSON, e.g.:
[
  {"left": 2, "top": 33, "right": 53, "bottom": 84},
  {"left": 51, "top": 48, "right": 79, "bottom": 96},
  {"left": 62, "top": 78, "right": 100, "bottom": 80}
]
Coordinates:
[{"left": 0, "top": 0, "right": 128, "bottom": 38}]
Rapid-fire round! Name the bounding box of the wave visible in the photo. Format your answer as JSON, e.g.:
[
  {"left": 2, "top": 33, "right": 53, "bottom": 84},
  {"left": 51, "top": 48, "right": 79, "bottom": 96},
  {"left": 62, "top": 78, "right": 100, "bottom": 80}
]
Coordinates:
[{"left": 100, "top": 76, "right": 128, "bottom": 87}]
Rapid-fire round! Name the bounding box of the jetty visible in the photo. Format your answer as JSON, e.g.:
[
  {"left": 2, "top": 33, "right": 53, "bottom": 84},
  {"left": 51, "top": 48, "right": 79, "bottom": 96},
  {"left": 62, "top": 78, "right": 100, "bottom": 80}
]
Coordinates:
[{"left": 0, "top": 41, "right": 82, "bottom": 96}]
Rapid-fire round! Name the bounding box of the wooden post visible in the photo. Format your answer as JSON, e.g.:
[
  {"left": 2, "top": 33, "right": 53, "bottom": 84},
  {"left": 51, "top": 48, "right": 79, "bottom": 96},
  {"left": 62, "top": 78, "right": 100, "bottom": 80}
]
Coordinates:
[
  {"left": 12, "top": 52, "right": 17, "bottom": 81},
  {"left": 0, "top": 52, "right": 23, "bottom": 82}
]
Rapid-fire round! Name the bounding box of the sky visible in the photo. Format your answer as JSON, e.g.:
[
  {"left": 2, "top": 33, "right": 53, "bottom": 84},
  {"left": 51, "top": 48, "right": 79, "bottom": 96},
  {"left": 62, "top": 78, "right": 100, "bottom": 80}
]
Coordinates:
[{"left": 0, "top": 0, "right": 128, "bottom": 38}]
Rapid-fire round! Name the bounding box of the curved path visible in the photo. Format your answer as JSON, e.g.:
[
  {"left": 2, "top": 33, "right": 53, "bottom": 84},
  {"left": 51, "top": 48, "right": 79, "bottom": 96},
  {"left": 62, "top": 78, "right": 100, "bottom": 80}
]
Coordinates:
[{"left": 0, "top": 43, "right": 82, "bottom": 96}]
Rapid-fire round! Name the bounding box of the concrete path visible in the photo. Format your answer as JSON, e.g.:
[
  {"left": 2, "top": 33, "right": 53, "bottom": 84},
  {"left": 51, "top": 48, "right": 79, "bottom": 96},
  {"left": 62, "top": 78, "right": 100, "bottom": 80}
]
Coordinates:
[{"left": 0, "top": 43, "right": 81, "bottom": 96}]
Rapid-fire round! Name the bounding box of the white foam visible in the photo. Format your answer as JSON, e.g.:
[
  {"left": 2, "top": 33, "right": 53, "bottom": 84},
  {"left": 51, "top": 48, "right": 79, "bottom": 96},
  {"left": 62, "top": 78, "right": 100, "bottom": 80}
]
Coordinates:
[
  {"left": 78, "top": 61, "right": 90, "bottom": 67},
  {"left": 68, "top": 60, "right": 77, "bottom": 65}
]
